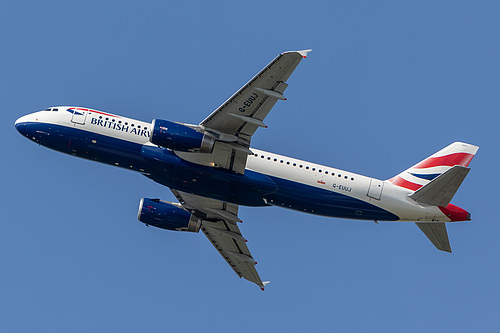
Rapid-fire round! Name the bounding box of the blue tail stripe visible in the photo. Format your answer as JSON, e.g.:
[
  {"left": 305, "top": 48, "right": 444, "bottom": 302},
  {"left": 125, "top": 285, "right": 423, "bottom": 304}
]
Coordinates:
[{"left": 409, "top": 173, "right": 441, "bottom": 181}]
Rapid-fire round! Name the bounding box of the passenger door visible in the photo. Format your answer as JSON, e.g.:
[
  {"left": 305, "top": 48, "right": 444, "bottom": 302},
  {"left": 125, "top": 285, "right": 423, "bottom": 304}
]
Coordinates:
[{"left": 71, "top": 108, "right": 87, "bottom": 125}]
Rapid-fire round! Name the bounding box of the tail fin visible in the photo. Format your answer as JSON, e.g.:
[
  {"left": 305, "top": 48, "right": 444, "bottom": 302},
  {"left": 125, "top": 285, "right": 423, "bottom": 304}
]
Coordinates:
[{"left": 389, "top": 142, "right": 479, "bottom": 192}]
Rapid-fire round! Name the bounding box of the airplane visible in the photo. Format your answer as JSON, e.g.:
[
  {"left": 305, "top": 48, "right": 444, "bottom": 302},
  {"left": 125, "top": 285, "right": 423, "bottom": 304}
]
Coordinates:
[{"left": 14, "top": 49, "right": 478, "bottom": 290}]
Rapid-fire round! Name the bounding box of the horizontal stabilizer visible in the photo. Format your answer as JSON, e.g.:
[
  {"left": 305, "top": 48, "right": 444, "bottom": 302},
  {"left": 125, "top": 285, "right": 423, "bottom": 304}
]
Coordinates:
[
  {"left": 409, "top": 165, "right": 470, "bottom": 206},
  {"left": 416, "top": 222, "right": 452, "bottom": 253}
]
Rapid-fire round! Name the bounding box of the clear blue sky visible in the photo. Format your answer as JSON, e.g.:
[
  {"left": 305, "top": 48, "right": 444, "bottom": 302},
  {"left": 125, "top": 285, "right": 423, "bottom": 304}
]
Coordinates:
[{"left": 2, "top": 1, "right": 499, "bottom": 332}]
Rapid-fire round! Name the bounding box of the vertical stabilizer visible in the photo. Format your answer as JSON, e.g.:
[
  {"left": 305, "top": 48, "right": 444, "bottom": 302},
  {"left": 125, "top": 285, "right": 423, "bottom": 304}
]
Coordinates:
[{"left": 389, "top": 142, "right": 479, "bottom": 192}]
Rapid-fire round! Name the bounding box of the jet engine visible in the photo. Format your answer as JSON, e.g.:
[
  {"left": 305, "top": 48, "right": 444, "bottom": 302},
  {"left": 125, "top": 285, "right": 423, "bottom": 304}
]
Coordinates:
[
  {"left": 150, "top": 119, "right": 214, "bottom": 153},
  {"left": 137, "top": 198, "right": 201, "bottom": 232}
]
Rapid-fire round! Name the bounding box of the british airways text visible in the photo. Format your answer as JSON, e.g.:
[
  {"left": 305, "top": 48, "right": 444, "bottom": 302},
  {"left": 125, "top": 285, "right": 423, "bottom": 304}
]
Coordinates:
[{"left": 90, "top": 118, "right": 150, "bottom": 137}]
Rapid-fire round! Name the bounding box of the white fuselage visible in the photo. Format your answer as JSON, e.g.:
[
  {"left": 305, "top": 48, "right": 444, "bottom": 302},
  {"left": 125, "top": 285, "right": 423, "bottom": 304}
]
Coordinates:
[{"left": 15, "top": 107, "right": 452, "bottom": 223}]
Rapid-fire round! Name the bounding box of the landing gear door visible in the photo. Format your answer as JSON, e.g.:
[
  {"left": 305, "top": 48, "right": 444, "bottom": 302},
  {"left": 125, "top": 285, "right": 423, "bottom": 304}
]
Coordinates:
[
  {"left": 367, "top": 178, "right": 384, "bottom": 200},
  {"left": 71, "top": 108, "right": 87, "bottom": 125}
]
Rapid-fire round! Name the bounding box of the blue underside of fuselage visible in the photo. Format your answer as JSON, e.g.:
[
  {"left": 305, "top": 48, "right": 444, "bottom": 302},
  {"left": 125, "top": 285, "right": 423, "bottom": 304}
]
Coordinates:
[{"left": 16, "top": 122, "right": 399, "bottom": 221}]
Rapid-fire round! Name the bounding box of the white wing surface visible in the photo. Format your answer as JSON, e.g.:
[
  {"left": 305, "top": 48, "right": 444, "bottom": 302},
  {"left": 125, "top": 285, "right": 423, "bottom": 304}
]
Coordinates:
[{"left": 171, "top": 190, "right": 268, "bottom": 290}]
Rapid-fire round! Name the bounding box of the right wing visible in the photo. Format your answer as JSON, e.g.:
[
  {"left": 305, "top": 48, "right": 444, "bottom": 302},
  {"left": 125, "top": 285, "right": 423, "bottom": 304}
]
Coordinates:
[
  {"left": 174, "top": 50, "right": 311, "bottom": 174},
  {"left": 170, "top": 189, "right": 268, "bottom": 290},
  {"left": 200, "top": 49, "right": 312, "bottom": 143}
]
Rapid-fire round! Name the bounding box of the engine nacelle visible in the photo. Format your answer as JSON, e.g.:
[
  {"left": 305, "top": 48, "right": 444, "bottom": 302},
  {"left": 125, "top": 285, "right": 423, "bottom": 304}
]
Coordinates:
[
  {"left": 150, "top": 119, "right": 214, "bottom": 153},
  {"left": 137, "top": 198, "right": 201, "bottom": 232}
]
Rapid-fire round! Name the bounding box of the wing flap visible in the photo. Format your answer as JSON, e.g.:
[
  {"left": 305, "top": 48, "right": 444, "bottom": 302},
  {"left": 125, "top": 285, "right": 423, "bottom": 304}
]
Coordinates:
[{"left": 174, "top": 141, "right": 249, "bottom": 174}]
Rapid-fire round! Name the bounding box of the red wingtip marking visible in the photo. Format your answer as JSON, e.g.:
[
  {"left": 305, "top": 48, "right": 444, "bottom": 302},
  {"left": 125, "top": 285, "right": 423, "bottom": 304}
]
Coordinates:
[
  {"left": 264, "top": 126, "right": 268, "bottom": 128},
  {"left": 302, "top": 55, "right": 307, "bottom": 58},
  {"left": 261, "top": 288, "right": 264, "bottom": 291},
  {"left": 284, "top": 98, "right": 287, "bottom": 101}
]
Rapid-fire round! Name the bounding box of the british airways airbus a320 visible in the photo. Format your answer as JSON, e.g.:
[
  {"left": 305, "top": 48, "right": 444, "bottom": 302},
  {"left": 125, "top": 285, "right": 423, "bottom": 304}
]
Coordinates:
[{"left": 15, "top": 50, "right": 478, "bottom": 290}]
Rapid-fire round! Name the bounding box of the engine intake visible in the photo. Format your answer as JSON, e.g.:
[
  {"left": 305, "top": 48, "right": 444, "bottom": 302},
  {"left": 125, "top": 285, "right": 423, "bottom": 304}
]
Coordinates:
[
  {"left": 137, "top": 198, "right": 200, "bottom": 232},
  {"left": 150, "top": 119, "right": 214, "bottom": 153}
]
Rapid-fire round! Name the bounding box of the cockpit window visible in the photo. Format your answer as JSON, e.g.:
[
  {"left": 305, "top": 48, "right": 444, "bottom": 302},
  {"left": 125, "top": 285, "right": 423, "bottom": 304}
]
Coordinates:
[
  {"left": 52, "top": 108, "right": 58, "bottom": 111},
  {"left": 44, "top": 108, "right": 51, "bottom": 111}
]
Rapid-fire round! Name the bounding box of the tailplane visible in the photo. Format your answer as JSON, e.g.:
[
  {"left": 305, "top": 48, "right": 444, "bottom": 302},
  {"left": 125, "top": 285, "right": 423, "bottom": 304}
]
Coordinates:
[
  {"left": 409, "top": 165, "right": 470, "bottom": 207},
  {"left": 416, "top": 222, "right": 452, "bottom": 252}
]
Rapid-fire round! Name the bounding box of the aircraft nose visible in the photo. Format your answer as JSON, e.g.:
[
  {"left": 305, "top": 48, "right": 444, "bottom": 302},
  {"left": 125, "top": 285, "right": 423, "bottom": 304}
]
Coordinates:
[{"left": 15, "top": 115, "right": 29, "bottom": 135}]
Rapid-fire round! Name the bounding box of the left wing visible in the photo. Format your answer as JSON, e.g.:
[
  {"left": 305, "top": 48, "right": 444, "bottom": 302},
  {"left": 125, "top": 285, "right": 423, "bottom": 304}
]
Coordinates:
[
  {"left": 171, "top": 189, "right": 269, "bottom": 290},
  {"left": 174, "top": 49, "right": 311, "bottom": 174}
]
